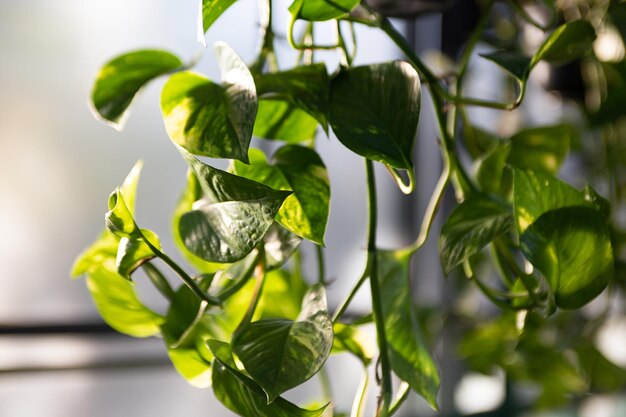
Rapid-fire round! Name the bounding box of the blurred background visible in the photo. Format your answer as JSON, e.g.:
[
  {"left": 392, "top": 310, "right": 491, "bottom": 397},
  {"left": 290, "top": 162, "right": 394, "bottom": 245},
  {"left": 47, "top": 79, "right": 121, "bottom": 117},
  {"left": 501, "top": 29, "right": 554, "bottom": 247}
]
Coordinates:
[{"left": 1, "top": 1, "right": 625, "bottom": 417}]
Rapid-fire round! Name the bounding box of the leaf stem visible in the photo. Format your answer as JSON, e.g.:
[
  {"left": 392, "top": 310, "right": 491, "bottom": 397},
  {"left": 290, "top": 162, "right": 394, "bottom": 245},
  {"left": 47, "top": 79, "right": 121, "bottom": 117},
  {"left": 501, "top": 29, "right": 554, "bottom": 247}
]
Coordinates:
[
  {"left": 316, "top": 245, "right": 326, "bottom": 286},
  {"left": 216, "top": 252, "right": 261, "bottom": 302},
  {"left": 332, "top": 262, "right": 370, "bottom": 323},
  {"left": 144, "top": 239, "right": 221, "bottom": 307},
  {"left": 233, "top": 248, "right": 266, "bottom": 340},
  {"left": 365, "top": 159, "right": 392, "bottom": 417},
  {"left": 350, "top": 369, "right": 369, "bottom": 417},
  {"left": 142, "top": 262, "right": 175, "bottom": 301}
]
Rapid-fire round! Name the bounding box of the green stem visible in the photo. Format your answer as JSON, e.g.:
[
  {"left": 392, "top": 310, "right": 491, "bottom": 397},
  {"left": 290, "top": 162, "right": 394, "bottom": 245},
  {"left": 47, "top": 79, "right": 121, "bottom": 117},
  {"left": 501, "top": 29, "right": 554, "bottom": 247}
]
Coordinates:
[
  {"left": 316, "top": 245, "right": 326, "bottom": 286},
  {"left": 142, "top": 262, "right": 175, "bottom": 301},
  {"left": 250, "top": 0, "right": 277, "bottom": 73},
  {"left": 350, "top": 369, "right": 369, "bottom": 417},
  {"left": 332, "top": 265, "right": 369, "bottom": 323},
  {"left": 233, "top": 250, "right": 266, "bottom": 339},
  {"left": 144, "top": 240, "right": 221, "bottom": 307},
  {"left": 336, "top": 20, "right": 352, "bottom": 66},
  {"left": 365, "top": 159, "right": 392, "bottom": 417},
  {"left": 216, "top": 252, "right": 260, "bottom": 302},
  {"left": 289, "top": 14, "right": 340, "bottom": 50}
]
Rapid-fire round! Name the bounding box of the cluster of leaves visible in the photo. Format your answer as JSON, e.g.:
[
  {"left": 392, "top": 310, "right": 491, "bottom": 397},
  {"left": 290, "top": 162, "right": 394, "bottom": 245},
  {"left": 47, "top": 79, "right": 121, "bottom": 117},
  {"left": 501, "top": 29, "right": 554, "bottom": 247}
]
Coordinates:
[{"left": 74, "top": 0, "right": 626, "bottom": 416}]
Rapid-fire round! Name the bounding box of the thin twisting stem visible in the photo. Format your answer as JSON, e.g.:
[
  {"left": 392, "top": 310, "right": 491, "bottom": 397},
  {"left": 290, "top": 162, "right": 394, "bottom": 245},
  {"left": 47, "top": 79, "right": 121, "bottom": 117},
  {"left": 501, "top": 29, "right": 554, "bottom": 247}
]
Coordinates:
[
  {"left": 233, "top": 251, "right": 266, "bottom": 340},
  {"left": 316, "top": 245, "right": 326, "bottom": 286},
  {"left": 142, "top": 262, "right": 176, "bottom": 301}
]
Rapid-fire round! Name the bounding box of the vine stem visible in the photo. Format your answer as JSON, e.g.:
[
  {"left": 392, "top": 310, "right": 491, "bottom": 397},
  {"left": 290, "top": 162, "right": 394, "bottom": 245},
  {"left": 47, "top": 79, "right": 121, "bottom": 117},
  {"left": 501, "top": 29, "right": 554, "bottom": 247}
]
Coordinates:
[
  {"left": 365, "top": 159, "right": 392, "bottom": 417},
  {"left": 233, "top": 250, "right": 266, "bottom": 340},
  {"left": 142, "top": 262, "right": 175, "bottom": 301},
  {"left": 316, "top": 245, "right": 326, "bottom": 286},
  {"left": 144, "top": 239, "right": 222, "bottom": 307}
]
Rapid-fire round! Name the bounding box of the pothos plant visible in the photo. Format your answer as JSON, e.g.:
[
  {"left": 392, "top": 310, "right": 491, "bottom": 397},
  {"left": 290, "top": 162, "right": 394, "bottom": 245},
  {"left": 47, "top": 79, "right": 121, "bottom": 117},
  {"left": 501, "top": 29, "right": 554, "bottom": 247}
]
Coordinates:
[{"left": 72, "top": 0, "right": 626, "bottom": 416}]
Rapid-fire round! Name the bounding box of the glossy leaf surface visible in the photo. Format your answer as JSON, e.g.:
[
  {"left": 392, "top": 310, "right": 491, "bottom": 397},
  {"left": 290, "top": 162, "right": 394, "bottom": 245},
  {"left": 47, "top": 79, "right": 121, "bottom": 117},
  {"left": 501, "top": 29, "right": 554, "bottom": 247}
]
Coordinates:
[
  {"left": 232, "top": 284, "right": 333, "bottom": 402},
  {"left": 520, "top": 206, "right": 613, "bottom": 309},
  {"left": 255, "top": 64, "right": 329, "bottom": 130},
  {"left": 178, "top": 151, "right": 290, "bottom": 263},
  {"left": 91, "top": 50, "right": 182, "bottom": 130},
  {"left": 233, "top": 147, "right": 330, "bottom": 245},
  {"left": 115, "top": 229, "right": 161, "bottom": 280},
  {"left": 288, "top": 0, "right": 359, "bottom": 21},
  {"left": 209, "top": 340, "right": 328, "bottom": 417},
  {"left": 439, "top": 195, "right": 515, "bottom": 274},
  {"left": 161, "top": 44, "right": 256, "bottom": 162},
  {"left": 253, "top": 100, "right": 318, "bottom": 142},
  {"left": 86, "top": 265, "right": 164, "bottom": 337},
  {"left": 329, "top": 61, "right": 421, "bottom": 171},
  {"left": 378, "top": 250, "right": 440, "bottom": 409},
  {"left": 105, "top": 188, "right": 141, "bottom": 238}
]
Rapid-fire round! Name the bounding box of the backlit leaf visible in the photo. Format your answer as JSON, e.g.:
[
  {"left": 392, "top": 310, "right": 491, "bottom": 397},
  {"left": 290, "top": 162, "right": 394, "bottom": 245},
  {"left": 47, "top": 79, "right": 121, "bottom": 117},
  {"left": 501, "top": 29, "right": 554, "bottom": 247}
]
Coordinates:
[
  {"left": 331, "top": 323, "right": 375, "bottom": 365},
  {"left": 199, "top": 0, "right": 238, "bottom": 43},
  {"left": 508, "top": 124, "right": 573, "bottom": 174},
  {"left": 116, "top": 229, "right": 161, "bottom": 280},
  {"left": 253, "top": 100, "right": 318, "bottom": 142},
  {"left": 288, "top": 0, "right": 360, "bottom": 21},
  {"left": 232, "top": 284, "right": 334, "bottom": 402}
]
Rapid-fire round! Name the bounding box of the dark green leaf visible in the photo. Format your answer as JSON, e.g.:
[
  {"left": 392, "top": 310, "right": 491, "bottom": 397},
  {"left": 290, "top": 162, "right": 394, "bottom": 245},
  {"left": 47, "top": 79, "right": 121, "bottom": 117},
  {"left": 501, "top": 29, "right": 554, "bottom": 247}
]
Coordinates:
[
  {"left": 254, "top": 100, "right": 318, "bottom": 142},
  {"left": 378, "top": 250, "right": 440, "bottom": 409},
  {"left": 508, "top": 124, "right": 573, "bottom": 174},
  {"left": 520, "top": 206, "right": 613, "bottom": 309},
  {"left": 255, "top": 64, "right": 329, "bottom": 130},
  {"left": 288, "top": 0, "right": 359, "bottom": 21},
  {"left": 200, "top": 0, "right": 238, "bottom": 41},
  {"left": 532, "top": 20, "right": 596, "bottom": 66},
  {"left": 232, "top": 284, "right": 334, "bottom": 402},
  {"left": 513, "top": 168, "right": 586, "bottom": 234},
  {"left": 86, "top": 265, "right": 164, "bottom": 337},
  {"left": 331, "top": 323, "right": 375, "bottom": 365},
  {"left": 480, "top": 51, "right": 531, "bottom": 81},
  {"left": 233, "top": 147, "right": 330, "bottom": 245},
  {"left": 116, "top": 229, "right": 161, "bottom": 279},
  {"left": 474, "top": 142, "right": 511, "bottom": 194},
  {"left": 91, "top": 50, "right": 182, "bottom": 130},
  {"left": 439, "top": 195, "right": 515, "bottom": 274},
  {"left": 161, "top": 43, "right": 256, "bottom": 162},
  {"left": 330, "top": 61, "right": 421, "bottom": 173},
  {"left": 178, "top": 150, "right": 291, "bottom": 263},
  {"left": 209, "top": 340, "right": 328, "bottom": 417}
]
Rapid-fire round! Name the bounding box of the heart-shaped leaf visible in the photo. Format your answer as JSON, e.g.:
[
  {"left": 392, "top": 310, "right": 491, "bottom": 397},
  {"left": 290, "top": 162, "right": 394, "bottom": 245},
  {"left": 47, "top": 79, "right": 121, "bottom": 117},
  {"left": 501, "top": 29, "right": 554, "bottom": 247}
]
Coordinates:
[
  {"left": 178, "top": 150, "right": 291, "bottom": 263},
  {"left": 161, "top": 43, "right": 256, "bottom": 162},
  {"left": 378, "top": 250, "right": 440, "bottom": 409},
  {"left": 520, "top": 206, "right": 613, "bottom": 309},
  {"left": 330, "top": 61, "right": 420, "bottom": 191},
  {"left": 439, "top": 194, "right": 515, "bottom": 274},
  {"left": 232, "top": 147, "right": 330, "bottom": 245},
  {"left": 232, "top": 284, "right": 334, "bottom": 403},
  {"left": 86, "top": 265, "right": 164, "bottom": 337},
  {"left": 198, "top": 0, "right": 238, "bottom": 45},
  {"left": 508, "top": 124, "right": 573, "bottom": 173},
  {"left": 253, "top": 100, "right": 319, "bottom": 142},
  {"left": 288, "top": 0, "right": 360, "bottom": 21},
  {"left": 209, "top": 340, "right": 328, "bottom": 417},
  {"left": 116, "top": 229, "right": 161, "bottom": 280},
  {"left": 91, "top": 50, "right": 183, "bottom": 130},
  {"left": 255, "top": 64, "right": 330, "bottom": 131},
  {"left": 480, "top": 51, "right": 531, "bottom": 81}
]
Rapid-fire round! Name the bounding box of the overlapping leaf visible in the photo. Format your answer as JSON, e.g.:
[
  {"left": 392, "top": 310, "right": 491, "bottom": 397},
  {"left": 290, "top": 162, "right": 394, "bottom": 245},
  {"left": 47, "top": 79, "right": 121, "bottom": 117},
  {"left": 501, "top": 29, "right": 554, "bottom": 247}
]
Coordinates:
[
  {"left": 332, "top": 323, "right": 375, "bottom": 365},
  {"left": 116, "top": 229, "right": 161, "bottom": 280},
  {"left": 91, "top": 50, "right": 183, "bottom": 130},
  {"left": 378, "top": 250, "right": 440, "bottom": 409},
  {"left": 232, "top": 284, "right": 333, "bottom": 403},
  {"left": 209, "top": 340, "right": 328, "bottom": 417},
  {"left": 233, "top": 147, "right": 330, "bottom": 245},
  {"left": 439, "top": 194, "right": 515, "bottom": 274},
  {"left": 288, "top": 0, "right": 359, "bottom": 21},
  {"left": 161, "top": 43, "right": 256, "bottom": 162},
  {"left": 198, "top": 0, "right": 238, "bottom": 45},
  {"left": 253, "top": 100, "right": 319, "bottom": 142},
  {"left": 178, "top": 149, "right": 291, "bottom": 263}
]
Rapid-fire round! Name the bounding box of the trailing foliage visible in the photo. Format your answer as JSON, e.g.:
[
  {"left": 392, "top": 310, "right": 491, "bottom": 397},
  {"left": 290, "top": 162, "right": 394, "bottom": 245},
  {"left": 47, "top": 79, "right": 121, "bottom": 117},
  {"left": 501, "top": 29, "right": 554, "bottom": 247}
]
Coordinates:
[{"left": 75, "top": 1, "right": 626, "bottom": 416}]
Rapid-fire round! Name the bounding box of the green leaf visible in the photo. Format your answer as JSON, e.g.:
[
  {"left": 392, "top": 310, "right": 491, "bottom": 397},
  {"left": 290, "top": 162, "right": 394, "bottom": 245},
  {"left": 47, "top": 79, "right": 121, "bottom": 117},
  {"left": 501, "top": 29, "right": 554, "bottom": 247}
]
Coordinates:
[
  {"left": 262, "top": 224, "right": 302, "bottom": 271},
  {"left": 480, "top": 51, "right": 531, "bottom": 81},
  {"left": 115, "top": 229, "right": 161, "bottom": 280},
  {"left": 513, "top": 168, "right": 585, "bottom": 234},
  {"left": 166, "top": 348, "right": 212, "bottom": 388},
  {"left": 105, "top": 188, "right": 141, "bottom": 239},
  {"left": 91, "top": 50, "right": 182, "bottom": 130},
  {"left": 439, "top": 195, "right": 515, "bottom": 274},
  {"left": 161, "top": 43, "right": 256, "bottom": 162},
  {"left": 255, "top": 64, "right": 330, "bottom": 131},
  {"left": 199, "top": 0, "right": 238, "bottom": 42},
  {"left": 86, "top": 265, "right": 164, "bottom": 337},
  {"left": 288, "top": 0, "right": 359, "bottom": 21},
  {"left": 177, "top": 150, "right": 291, "bottom": 263},
  {"left": 72, "top": 161, "right": 144, "bottom": 277},
  {"left": 378, "top": 250, "right": 440, "bottom": 409},
  {"left": 253, "top": 100, "right": 318, "bottom": 142},
  {"left": 330, "top": 61, "right": 421, "bottom": 173},
  {"left": 331, "top": 323, "right": 375, "bottom": 365},
  {"left": 520, "top": 206, "right": 613, "bottom": 309},
  {"left": 233, "top": 147, "right": 330, "bottom": 245},
  {"left": 209, "top": 340, "right": 328, "bottom": 417},
  {"left": 508, "top": 124, "right": 573, "bottom": 174},
  {"left": 474, "top": 142, "right": 511, "bottom": 194},
  {"left": 531, "top": 20, "right": 596, "bottom": 66},
  {"left": 232, "top": 284, "right": 334, "bottom": 403}
]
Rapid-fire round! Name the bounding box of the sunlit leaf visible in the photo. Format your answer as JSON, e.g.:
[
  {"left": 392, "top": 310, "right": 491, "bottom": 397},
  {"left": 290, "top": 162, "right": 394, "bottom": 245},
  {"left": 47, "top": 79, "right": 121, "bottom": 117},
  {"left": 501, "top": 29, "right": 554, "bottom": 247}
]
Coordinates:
[
  {"left": 199, "top": 0, "right": 238, "bottom": 43},
  {"left": 508, "top": 124, "right": 573, "bottom": 174},
  {"left": 232, "top": 285, "right": 333, "bottom": 402},
  {"left": 288, "top": 0, "right": 360, "bottom": 21},
  {"left": 233, "top": 147, "right": 330, "bottom": 245},
  {"left": 116, "top": 229, "right": 161, "bottom": 280},
  {"left": 439, "top": 195, "right": 515, "bottom": 274},
  {"left": 209, "top": 340, "right": 328, "bottom": 417},
  {"left": 378, "top": 250, "right": 440, "bottom": 409},
  {"left": 332, "top": 323, "right": 375, "bottom": 365},
  {"left": 531, "top": 20, "right": 596, "bottom": 66},
  {"left": 105, "top": 188, "right": 141, "bottom": 238},
  {"left": 91, "top": 50, "right": 182, "bottom": 130},
  {"left": 253, "top": 100, "right": 319, "bottom": 142},
  {"left": 520, "top": 206, "right": 613, "bottom": 309},
  {"left": 161, "top": 43, "right": 256, "bottom": 162}
]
